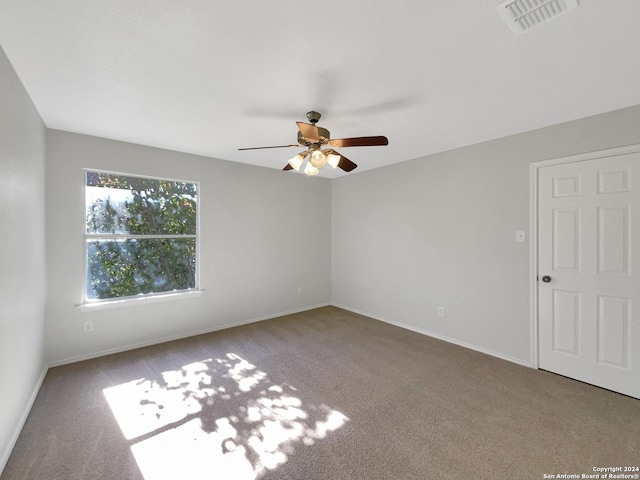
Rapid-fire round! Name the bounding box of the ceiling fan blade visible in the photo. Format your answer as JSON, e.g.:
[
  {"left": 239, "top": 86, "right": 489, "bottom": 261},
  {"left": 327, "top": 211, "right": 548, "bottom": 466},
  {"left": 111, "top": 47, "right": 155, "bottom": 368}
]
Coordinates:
[
  {"left": 338, "top": 155, "right": 357, "bottom": 172},
  {"left": 327, "top": 136, "right": 388, "bottom": 148},
  {"left": 238, "top": 144, "right": 300, "bottom": 151},
  {"left": 283, "top": 164, "right": 293, "bottom": 171},
  {"left": 296, "top": 122, "right": 320, "bottom": 141}
]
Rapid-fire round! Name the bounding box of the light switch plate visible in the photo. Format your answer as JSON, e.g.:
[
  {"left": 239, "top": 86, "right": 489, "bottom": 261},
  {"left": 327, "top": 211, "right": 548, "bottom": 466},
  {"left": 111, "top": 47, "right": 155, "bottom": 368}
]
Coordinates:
[{"left": 515, "top": 230, "right": 526, "bottom": 243}]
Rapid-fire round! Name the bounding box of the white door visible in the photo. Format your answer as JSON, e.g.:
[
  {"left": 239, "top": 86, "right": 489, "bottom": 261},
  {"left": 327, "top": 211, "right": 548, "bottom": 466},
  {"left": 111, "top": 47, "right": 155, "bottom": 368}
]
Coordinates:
[{"left": 538, "top": 152, "right": 639, "bottom": 399}]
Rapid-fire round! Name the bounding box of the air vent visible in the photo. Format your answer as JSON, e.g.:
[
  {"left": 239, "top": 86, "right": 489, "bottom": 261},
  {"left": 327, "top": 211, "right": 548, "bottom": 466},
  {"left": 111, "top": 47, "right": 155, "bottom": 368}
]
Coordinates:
[{"left": 496, "top": 0, "right": 580, "bottom": 35}]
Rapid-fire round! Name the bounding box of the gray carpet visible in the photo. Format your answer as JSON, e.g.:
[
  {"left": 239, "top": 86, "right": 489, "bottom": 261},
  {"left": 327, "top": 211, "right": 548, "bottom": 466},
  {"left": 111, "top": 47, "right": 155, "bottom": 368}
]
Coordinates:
[{"left": 3, "top": 306, "right": 639, "bottom": 479}]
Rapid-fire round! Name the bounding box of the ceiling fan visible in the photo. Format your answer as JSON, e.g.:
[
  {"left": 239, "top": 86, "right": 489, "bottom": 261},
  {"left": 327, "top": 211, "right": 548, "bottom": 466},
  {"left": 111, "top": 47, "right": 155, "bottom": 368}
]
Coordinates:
[{"left": 238, "top": 111, "right": 388, "bottom": 175}]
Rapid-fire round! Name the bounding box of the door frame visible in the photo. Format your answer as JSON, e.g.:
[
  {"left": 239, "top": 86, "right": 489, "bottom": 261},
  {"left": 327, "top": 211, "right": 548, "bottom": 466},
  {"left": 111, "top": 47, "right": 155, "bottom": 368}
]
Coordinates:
[{"left": 529, "top": 143, "right": 640, "bottom": 369}]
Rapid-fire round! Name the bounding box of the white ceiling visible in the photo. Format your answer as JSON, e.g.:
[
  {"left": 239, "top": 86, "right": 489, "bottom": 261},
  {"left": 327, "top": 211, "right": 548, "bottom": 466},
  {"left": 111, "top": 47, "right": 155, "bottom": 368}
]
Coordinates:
[{"left": 1, "top": 1, "right": 639, "bottom": 178}]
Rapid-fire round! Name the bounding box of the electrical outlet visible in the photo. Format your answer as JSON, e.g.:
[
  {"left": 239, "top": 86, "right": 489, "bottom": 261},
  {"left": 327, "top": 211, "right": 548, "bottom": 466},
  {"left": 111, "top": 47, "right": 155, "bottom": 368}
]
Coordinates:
[
  {"left": 84, "top": 320, "right": 94, "bottom": 333},
  {"left": 437, "top": 307, "right": 446, "bottom": 318},
  {"left": 297, "top": 287, "right": 303, "bottom": 295}
]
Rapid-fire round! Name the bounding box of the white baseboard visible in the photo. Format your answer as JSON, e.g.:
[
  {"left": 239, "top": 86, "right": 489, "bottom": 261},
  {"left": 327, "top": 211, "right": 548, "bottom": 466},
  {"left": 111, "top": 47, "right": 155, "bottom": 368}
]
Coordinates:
[
  {"left": 331, "top": 303, "right": 533, "bottom": 368},
  {"left": 49, "top": 303, "right": 331, "bottom": 368},
  {"left": 0, "top": 365, "right": 48, "bottom": 477}
]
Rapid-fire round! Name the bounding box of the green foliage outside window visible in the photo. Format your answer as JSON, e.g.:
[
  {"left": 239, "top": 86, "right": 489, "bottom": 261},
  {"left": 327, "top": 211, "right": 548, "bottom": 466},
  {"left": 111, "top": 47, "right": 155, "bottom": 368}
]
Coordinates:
[{"left": 85, "top": 171, "right": 197, "bottom": 301}]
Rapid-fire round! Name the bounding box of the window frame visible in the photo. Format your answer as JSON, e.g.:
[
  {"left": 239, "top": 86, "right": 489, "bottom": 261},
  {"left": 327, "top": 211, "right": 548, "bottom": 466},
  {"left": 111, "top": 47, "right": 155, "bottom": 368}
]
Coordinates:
[{"left": 81, "top": 168, "right": 200, "bottom": 306}]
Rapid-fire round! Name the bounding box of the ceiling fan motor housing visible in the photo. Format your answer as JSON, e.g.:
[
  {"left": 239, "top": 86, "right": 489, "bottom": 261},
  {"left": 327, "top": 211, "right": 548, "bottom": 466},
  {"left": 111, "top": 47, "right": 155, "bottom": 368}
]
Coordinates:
[{"left": 298, "top": 127, "right": 330, "bottom": 146}]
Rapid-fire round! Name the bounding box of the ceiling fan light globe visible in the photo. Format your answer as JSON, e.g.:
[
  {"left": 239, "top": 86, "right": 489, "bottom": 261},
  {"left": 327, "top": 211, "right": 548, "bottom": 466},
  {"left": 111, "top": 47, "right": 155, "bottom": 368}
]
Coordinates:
[
  {"left": 288, "top": 154, "right": 304, "bottom": 170},
  {"left": 304, "top": 162, "right": 319, "bottom": 176},
  {"left": 326, "top": 153, "right": 340, "bottom": 168},
  {"left": 309, "top": 150, "right": 328, "bottom": 168}
]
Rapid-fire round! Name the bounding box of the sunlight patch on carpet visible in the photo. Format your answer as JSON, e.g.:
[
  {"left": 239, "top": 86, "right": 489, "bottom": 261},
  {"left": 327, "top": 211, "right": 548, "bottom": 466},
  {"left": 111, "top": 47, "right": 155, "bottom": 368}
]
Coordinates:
[{"left": 103, "top": 353, "right": 349, "bottom": 480}]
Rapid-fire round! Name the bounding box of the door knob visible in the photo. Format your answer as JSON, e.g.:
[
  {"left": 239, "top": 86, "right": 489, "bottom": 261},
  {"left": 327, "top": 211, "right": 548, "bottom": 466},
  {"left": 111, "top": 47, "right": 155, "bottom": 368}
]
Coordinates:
[{"left": 541, "top": 275, "right": 551, "bottom": 283}]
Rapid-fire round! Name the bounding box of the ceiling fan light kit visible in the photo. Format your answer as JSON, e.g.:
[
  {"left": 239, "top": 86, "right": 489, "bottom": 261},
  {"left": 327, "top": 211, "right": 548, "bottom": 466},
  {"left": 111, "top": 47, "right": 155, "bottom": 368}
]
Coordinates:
[
  {"left": 309, "top": 149, "right": 328, "bottom": 168},
  {"left": 239, "top": 111, "right": 389, "bottom": 176},
  {"left": 304, "top": 162, "right": 319, "bottom": 176},
  {"left": 326, "top": 152, "right": 341, "bottom": 168},
  {"left": 287, "top": 153, "right": 305, "bottom": 170}
]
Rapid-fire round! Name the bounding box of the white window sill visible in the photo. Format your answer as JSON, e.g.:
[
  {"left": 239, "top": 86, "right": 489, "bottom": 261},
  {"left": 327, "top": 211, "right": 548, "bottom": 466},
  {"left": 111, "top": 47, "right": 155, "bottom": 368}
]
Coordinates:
[{"left": 77, "top": 290, "right": 203, "bottom": 312}]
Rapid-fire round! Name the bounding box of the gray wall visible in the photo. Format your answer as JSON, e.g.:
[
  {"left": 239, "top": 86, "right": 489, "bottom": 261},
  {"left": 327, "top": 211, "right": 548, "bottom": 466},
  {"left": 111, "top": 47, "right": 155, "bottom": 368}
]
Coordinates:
[
  {"left": 45, "top": 130, "right": 332, "bottom": 364},
  {"left": 332, "top": 105, "right": 640, "bottom": 365},
  {"left": 0, "top": 47, "right": 47, "bottom": 470}
]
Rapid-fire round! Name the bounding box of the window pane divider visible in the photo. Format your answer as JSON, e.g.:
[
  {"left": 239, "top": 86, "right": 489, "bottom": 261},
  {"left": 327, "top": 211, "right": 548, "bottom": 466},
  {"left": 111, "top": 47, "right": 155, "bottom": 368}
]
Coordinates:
[{"left": 85, "top": 234, "right": 196, "bottom": 240}]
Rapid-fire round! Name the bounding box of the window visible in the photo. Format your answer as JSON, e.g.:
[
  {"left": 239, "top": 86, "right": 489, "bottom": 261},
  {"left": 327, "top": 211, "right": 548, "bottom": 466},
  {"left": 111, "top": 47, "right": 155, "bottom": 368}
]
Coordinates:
[{"left": 84, "top": 170, "right": 198, "bottom": 303}]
